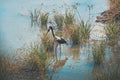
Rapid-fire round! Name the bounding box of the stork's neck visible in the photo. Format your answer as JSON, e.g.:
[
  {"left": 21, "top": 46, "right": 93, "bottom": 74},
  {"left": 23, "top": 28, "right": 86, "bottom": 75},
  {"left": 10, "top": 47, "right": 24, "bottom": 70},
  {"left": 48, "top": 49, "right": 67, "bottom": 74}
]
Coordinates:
[{"left": 51, "top": 28, "right": 55, "bottom": 38}]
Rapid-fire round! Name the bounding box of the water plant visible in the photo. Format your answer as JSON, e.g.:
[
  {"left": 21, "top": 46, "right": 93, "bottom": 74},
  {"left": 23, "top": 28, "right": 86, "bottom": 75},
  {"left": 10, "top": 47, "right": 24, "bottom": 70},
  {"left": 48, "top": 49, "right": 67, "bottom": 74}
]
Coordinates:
[
  {"left": 39, "top": 11, "right": 49, "bottom": 29},
  {"left": 70, "top": 25, "right": 81, "bottom": 45},
  {"left": 64, "top": 10, "right": 75, "bottom": 25},
  {"left": 92, "top": 41, "right": 106, "bottom": 65},
  {"left": 30, "top": 9, "right": 40, "bottom": 27},
  {"left": 79, "top": 20, "right": 92, "bottom": 43},
  {"left": 93, "top": 64, "right": 120, "bottom": 80},
  {"left": 40, "top": 31, "right": 54, "bottom": 52},
  {"left": 54, "top": 13, "right": 64, "bottom": 30},
  {"left": 26, "top": 43, "right": 48, "bottom": 72},
  {"left": 104, "top": 22, "right": 119, "bottom": 46},
  {"left": 0, "top": 54, "right": 9, "bottom": 80},
  {"left": 30, "top": 9, "right": 39, "bottom": 22},
  {"left": 63, "top": 24, "right": 74, "bottom": 40}
]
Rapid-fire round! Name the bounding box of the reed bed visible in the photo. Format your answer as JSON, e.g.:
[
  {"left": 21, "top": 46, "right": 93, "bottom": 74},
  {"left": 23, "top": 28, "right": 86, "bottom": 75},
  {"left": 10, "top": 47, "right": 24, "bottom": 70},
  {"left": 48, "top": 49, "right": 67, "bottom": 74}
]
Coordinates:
[
  {"left": 54, "top": 13, "right": 64, "bottom": 30},
  {"left": 63, "top": 24, "right": 74, "bottom": 39},
  {"left": 55, "top": 30, "right": 63, "bottom": 38},
  {"left": 30, "top": 10, "right": 49, "bottom": 29},
  {"left": 0, "top": 54, "right": 9, "bottom": 80},
  {"left": 79, "top": 20, "right": 92, "bottom": 43},
  {"left": 109, "top": 0, "right": 120, "bottom": 9},
  {"left": 64, "top": 10, "right": 75, "bottom": 25},
  {"left": 93, "top": 64, "right": 120, "bottom": 80},
  {"left": 70, "top": 25, "right": 81, "bottom": 45},
  {"left": 39, "top": 11, "right": 49, "bottom": 29},
  {"left": 92, "top": 42, "right": 106, "bottom": 65},
  {"left": 0, "top": 54, "right": 21, "bottom": 80},
  {"left": 30, "top": 9, "right": 40, "bottom": 27},
  {"left": 63, "top": 20, "right": 91, "bottom": 46},
  {"left": 104, "top": 22, "right": 119, "bottom": 46},
  {"left": 30, "top": 9, "right": 39, "bottom": 22},
  {"left": 26, "top": 43, "right": 48, "bottom": 72},
  {"left": 104, "top": 22, "right": 119, "bottom": 40},
  {"left": 40, "top": 31, "right": 54, "bottom": 52}
]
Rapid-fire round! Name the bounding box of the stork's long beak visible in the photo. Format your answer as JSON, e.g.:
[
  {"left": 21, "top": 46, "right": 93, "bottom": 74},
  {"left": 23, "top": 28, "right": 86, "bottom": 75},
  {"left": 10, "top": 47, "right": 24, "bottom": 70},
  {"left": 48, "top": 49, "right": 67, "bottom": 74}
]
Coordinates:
[{"left": 46, "top": 28, "right": 51, "bottom": 36}]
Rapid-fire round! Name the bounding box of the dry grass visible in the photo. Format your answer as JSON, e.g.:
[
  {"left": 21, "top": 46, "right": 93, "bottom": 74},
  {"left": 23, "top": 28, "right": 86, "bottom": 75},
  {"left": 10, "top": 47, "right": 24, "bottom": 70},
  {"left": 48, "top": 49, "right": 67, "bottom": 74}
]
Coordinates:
[
  {"left": 70, "top": 24, "right": 81, "bottom": 45},
  {"left": 63, "top": 24, "right": 74, "bottom": 39},
  {"left": 63, "top": 24, "right": 80, "bottom": 45},
  {"left": 55, "top": 30, "right": 63, "bottom": 37},
  {"left": 93, "top": 64, "right": 120, "bottom": 80},
  {"left": 26, "top": 43, "right": 48, "bottom": 72},
  {"left": 0, "top": 54, "right": 21, "bottom": 80},
  {"left": 0, "top": 54, "right": 9, "bottom": 80},
  {"left": 40, "top": 31, "right": 54, "bottom": 52},
  {"left": 109, "top": 0, "right": 120, "bottom": 10},
  {"left": 63, "top": 20, "right": 91, "bottom": 45}
]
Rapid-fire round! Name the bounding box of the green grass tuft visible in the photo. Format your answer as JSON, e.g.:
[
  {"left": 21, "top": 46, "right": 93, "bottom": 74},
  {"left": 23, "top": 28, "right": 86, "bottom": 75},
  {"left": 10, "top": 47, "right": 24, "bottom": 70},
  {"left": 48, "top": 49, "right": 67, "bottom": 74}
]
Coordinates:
[
  {"left": 79, "top": 20, "right": 92, "bottom": 43},
  {"left": 54, "top": 14, "right": 64, "bottom": 30},
  {"left": 92, "top": 41, "right": 106, "bottom": 65}
]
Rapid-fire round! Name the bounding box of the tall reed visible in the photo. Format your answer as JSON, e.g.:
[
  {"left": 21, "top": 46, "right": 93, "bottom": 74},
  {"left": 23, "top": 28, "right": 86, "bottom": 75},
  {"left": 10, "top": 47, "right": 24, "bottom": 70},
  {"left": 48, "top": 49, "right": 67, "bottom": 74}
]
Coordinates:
[
  {"left": 26, "top": 43, "right": 48, "bottom": 72},
  {"left": 79, "top": 20, "right": 92, "bottom": 43},
  {"left": 40, "top": 31, "right": 54, "bottom": 52},
  {"left": 39, "top": 12, "right": 49, "bottom": 29},
  {"left": 30, "top": 9, "right": 39, "bottom": 22},
  {"left": 0, "top": 54, "right": 9, "bottom": 80},
  {"left": 71, "top": 25, "right": 81, "bottom": 45},
  {"left": 64, "top": 10, "right": 75, "bottom": 25},
  {"left": 104, "top": 22, "right": 119, "bottom": 46},
  {"left": 92, "top": 42, "right": 106, "bottom": 65},
  {"left": 93, "top": 64, "right": 120, "bottom": 80},
  {"left": 54, "top": 14, "right": 64, "bottom": 30},
  {"left": 30, "top": 9, "right": 40, "bottom": 27}
]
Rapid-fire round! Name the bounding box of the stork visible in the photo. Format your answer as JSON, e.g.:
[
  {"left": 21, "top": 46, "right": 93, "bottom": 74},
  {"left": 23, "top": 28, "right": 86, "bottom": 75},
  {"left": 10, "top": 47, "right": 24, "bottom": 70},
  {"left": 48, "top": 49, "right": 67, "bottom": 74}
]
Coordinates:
[{"left": 46, "top": 26, "right": 67, "bottom": 59}]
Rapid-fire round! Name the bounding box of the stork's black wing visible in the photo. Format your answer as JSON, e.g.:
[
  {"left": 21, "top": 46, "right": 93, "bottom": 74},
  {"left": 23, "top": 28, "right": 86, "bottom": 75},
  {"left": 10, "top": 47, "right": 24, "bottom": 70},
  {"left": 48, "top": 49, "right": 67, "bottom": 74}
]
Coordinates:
[{"left": 56, "top": 37, "right": 66, "bottom": 44}]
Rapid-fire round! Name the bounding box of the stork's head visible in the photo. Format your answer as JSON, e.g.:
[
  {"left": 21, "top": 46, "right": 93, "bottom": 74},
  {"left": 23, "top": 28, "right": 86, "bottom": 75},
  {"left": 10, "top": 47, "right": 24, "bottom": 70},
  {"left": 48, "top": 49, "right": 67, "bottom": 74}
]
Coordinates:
[{"left": 46, "top": 26, "right": 53, "bottom": 35}]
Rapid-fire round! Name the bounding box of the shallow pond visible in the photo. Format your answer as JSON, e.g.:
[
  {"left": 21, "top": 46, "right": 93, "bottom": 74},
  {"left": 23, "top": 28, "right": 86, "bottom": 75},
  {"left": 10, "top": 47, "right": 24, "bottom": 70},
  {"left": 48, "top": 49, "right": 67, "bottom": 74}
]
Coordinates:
[{"left": 0, "top": 0, "right": 120, "bottom": 80}]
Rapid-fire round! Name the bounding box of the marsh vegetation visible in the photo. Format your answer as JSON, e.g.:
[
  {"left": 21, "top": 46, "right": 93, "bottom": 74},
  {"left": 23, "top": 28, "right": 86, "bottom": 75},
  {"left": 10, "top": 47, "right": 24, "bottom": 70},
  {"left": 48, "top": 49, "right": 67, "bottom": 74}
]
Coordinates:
[{"left": 1, "top": 0, "right": 120, "bottom": 80}]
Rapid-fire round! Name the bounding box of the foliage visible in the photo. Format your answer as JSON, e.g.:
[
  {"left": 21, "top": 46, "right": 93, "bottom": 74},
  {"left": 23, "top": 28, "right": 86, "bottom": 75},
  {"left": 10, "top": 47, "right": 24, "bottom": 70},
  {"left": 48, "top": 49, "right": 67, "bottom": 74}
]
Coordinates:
[
  {"left": 30, "top": 9, "right": 39, "bottom": 22},
  {"left": 79, "top": 20, "right": 92, "bottom": 43},
  {"left": 39, "top": 11, "right": 49, "bottom": 28},
  {"left": 71, "top": 25, "right": 81, "bottom": 45},
  {"left": 54, "top": 14, "right": 64, "bottom": 30},
  {"left": 0, "top": 54, "right": 9, "bottom": 80},
  {"left": 104, "top": 22, "right": 119, "bottom": 40},
  {"left": 26, "top": 43, "right": 47, "bottom": 72},
  {"left": 40, "top": 31, "right": 54, "bottom": 52},
  {"left": 92, "top": 42, "right": 106, "bottom": 65},
  {"left": 64, "top": 10, "right": 75, "bottom": 25},
  {"left": 93, "top": 64, "right": 120, "bottom": 80}
]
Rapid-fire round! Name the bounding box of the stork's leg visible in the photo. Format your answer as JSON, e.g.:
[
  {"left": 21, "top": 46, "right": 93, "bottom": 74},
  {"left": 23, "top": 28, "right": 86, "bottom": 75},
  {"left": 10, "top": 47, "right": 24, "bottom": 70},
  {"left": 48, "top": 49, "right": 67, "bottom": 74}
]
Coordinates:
[
  {"left": 54, "top": 42, "right": 58, "bottom": 60},
  {"left": 59, "top": 44, "right": 61, "bottom": 60}
]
